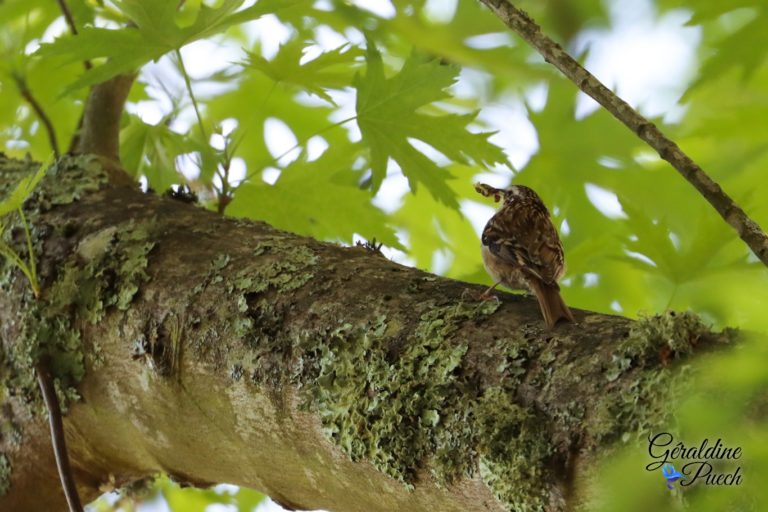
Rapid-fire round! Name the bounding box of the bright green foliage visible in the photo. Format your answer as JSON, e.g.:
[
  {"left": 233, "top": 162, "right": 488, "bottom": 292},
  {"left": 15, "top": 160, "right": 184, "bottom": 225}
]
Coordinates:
[
  {"left": 2, "top": 0, "right": 768, "bottom": 510},
  {"left": 0, "top": 1, "right": 85, "bottom": 156},
  {"left": 36, "top": 0, "right": 306, "bottom": 94},
  {"left": 244, "top": 40, "right": 363, "bottom": 104},
  {"left": 120, "top": 116, "right": 200, "bottom": 191},
  {"left": 393, "top": 165, "right": 487, "bottom": 282},
  {"left": 354, "top": 41, "right": 508, "bottom": 207},
  {"left": 0, "top": 157, "right": 49, "bottom": 295},
  {"left": 228, "top": 143, "right": 403, "bottom": 248},
  {"left": 0, "top": 157, "right": 47, "bottom": 218},
  {"left": 160, "top": 477, "right": 265, "bottom": 512},
  {"left": 88, "top": 474, "right": 265, "bottom": 511},
  {"left": 692, "top": 9, "right": 767, "bottom": 84}
]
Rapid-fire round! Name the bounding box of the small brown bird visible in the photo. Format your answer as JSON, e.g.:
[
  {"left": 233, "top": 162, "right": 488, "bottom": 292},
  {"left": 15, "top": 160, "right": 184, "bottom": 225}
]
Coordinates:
[{"left": 475, "top": 183, "right": 574, "bottom": 327}]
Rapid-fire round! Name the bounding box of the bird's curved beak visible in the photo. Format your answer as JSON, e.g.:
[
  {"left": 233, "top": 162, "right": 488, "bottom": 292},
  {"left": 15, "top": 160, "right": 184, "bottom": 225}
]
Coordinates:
[{"left": 474, "top": 183, "right": 503, "bottom": 203}]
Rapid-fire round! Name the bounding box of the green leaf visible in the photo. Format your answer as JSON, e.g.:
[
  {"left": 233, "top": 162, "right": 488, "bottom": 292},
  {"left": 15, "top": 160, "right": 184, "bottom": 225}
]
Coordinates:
[
  {"left": 354, "top": 40, "right": 508, "bottom": 208},
  {"left": 175, "top": 0, "right": 204, "bottom": 29},
  {"left": 227, "top": 143, "right": 402, "bottom": 248},
  {"left": 692, "top": 10, "right": 768, "bottom": 87},
  {"left": 386, "top": 1, "right": 550, "bottom": 86},
  {"left": 36, "top": 0, "right": 310, "bottom": 94},
  {"left": 120, "top": 116, "right": 195, "bottom": 191},
  {"left": 158, "top": 476, "right": 241, "bottom": 512},
  {"left": 0, "top": 157, "right": 49, "bottom": 218},
  {"left": 245, "top": 40, "right": 363, "bottom": 104},
  {"left": 393, "top": 166, "right": 487, "bottom": 282},
  {"left": 113, "top": 0, "right": 180, "bottom": 44},
  {"left": 234, "top": 486, "right": 266, "bottom": 511},
  {"left": 658, "top": 0, "right": 761, "bottom": 23},
  {"left": 206, "top": 61, "right": 345, "bottom": 185},
  {"left": 35, "top": 26, "right": 163, "bottom": 95}
]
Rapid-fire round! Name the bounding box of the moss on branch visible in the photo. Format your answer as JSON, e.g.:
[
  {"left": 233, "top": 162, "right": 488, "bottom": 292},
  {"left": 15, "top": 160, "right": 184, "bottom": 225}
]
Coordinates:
[{"left": 0, "top": 154, "right": 737, "bottom": 511}]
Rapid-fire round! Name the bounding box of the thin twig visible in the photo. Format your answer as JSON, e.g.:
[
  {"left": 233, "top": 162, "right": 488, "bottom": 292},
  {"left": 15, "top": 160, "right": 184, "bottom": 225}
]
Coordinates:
[
  {"left": 55, "top": 0, "right": 92, "bottom": 69},
  {"left": 175, "top": 49, "right": 207, "bottom": 141},
  {"left": 56, "top": 0, "right": 91, "bottom": 152},
  {"left": 36, "top": 358, "right": 84, "bottom": 512},
  {"left": 55, "top": 0, "right": 79, "bottom": 35},
  {"left": 12, "top": 74, "right": 60, "bottom": 158},
  {"left": 478, "top": 0, "right": 768, "bottom": 267}
]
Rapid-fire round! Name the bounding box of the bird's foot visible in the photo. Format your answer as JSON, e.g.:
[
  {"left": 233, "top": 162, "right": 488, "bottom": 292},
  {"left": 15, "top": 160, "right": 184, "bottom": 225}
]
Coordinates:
[{"left": 462, "top": 288, "right": 497, "bottom": 301}]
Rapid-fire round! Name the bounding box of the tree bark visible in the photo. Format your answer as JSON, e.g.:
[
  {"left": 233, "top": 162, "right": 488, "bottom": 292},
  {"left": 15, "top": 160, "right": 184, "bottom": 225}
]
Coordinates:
[{"left": 0, "top": 154, "right": 734, "bottom": 511}]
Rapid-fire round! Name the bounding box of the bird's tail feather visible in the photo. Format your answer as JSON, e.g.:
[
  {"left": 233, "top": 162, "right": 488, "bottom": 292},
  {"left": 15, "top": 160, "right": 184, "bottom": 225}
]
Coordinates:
[{"left": 529, "top": 280, "right": 574, "bottom": 328}]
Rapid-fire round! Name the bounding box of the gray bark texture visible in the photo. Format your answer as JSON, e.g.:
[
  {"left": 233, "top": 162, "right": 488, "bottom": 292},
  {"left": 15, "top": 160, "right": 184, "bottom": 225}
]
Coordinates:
[{"left": 0, "top": 154, "right": 734, "bottom": 511}]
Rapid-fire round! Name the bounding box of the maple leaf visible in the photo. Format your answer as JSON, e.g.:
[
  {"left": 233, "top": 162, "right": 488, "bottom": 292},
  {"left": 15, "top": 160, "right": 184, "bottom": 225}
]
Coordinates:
[
  {"left": 36, "top": 0, "right": 307, "bottom": 94},
  {"left": 354, "top": 40, "right": 508, "bottom": 208},
  {"left": 227, "top": 143, "right": 402, "bottom": 249},
  {"left": 245, "top": 40, "right": 363, "bottom": 104}
]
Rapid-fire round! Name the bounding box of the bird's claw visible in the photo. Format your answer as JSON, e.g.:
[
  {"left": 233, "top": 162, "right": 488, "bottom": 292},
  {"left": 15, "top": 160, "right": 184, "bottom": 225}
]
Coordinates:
[{"left": 462, "top": 288, "right": 497, "bottom": 301}]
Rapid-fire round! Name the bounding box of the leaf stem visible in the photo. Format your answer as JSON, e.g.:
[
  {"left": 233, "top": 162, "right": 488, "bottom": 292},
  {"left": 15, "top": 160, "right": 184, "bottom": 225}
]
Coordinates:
[
  {"left": 54, "top": 0, "right": 92, "bottom": 70},
  {"left": 12, "top": 74, "right": 60, "bottom": 158},
  {"left": 176, "top": 48, "right": 208, "bottom": 142},
  {"left": 0, "top": 241, "right": 37, "bottom": 296}
]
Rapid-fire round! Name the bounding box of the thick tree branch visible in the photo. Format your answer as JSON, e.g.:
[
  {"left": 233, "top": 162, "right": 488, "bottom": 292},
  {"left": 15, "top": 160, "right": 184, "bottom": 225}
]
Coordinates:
[
  {"left": 0, "top": 155, "right": 735, "bottom": 511},
  {"left": 73, "top": 73, "right": 138, "bottom": 190},
  {"left": 75, "top": 73, "right": 135, "bottom": 165},
  {"left": 478, "top": 0, "right": 768, "bottom": 268}
]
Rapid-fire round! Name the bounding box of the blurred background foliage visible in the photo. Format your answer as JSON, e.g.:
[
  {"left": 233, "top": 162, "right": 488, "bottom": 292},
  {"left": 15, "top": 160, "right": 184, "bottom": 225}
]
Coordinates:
[{"left": 1, "top": 0, "right": 767, "bottom": 510}]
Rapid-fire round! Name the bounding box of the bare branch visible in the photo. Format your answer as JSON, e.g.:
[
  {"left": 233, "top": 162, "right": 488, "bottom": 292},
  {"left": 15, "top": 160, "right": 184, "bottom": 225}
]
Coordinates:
[
  {"left": 36, "top": 359, "right": 83, "bottom": 512},
  {"left": 12, "top": 74, "right": 60, "bottom": 158},
  {"left": 478, "top": 0, "right": 768, "bottom": 267},
  {"left": 54, "top": 0, "right": 93, "bottom": 70},
  {"left": 55, "top": 0, "right": 80, "bottom": 35},
  {"left": 57, "top": 0, "right": 93, "bottom": 153}
]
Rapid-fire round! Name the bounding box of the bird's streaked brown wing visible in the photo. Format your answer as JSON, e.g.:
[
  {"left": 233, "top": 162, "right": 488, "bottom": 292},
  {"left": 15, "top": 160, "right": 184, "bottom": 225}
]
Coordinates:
[{"left": 481, "top": 202, "right": 564, "bottom": 285}]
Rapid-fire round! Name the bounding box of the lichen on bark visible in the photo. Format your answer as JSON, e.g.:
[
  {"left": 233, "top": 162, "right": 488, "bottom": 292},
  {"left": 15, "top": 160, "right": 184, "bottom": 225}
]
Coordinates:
[
  {"left": 0, "top": 154, "right": 738, "bottom": 511},
  {"left": 0, "top": 154, "right": 155, "bottom": 493}
]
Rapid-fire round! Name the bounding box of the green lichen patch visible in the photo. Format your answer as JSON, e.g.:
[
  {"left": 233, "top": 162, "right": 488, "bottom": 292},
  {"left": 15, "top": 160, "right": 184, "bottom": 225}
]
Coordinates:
[
  {"left": 0, "top": 154, "right": 121, "bottom": 406},
  {"left": 0, "top": 154, "right": 109, "bottom": 218},
  {"left": 36, "top": 155, "right": 109, "bottom": 209},
  {"left": 0, "top": 453, "right": 10, "bottom": 496},
  {"left": 188, "top": 240, "right": 318, "bottom": 382},
  {"left": 2, "top": 217, "right": 156, "bottom": 418},
  {"left": 284, "top": 297, "right": 556, "bottom": 510},
  {"left": 277, "top": 298, "right": 532, "bottom": 493},
  {"left": 195, "top": 239, "right": 317, "bottom": 301},
  {"left": 48, "top": 220, "right": 156, "bottom": 322},
  {"left": 583, "top": 312, "right": 709, "bottom": 447},
  {"left": 618, "top": 311, "right": 709, "bottom": 363},
  {"left": 233, "top": 239, "right": 318, "bottom": 294},
  {"left": 476, "top": 387, "right": 552, "bottom": 511}
]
